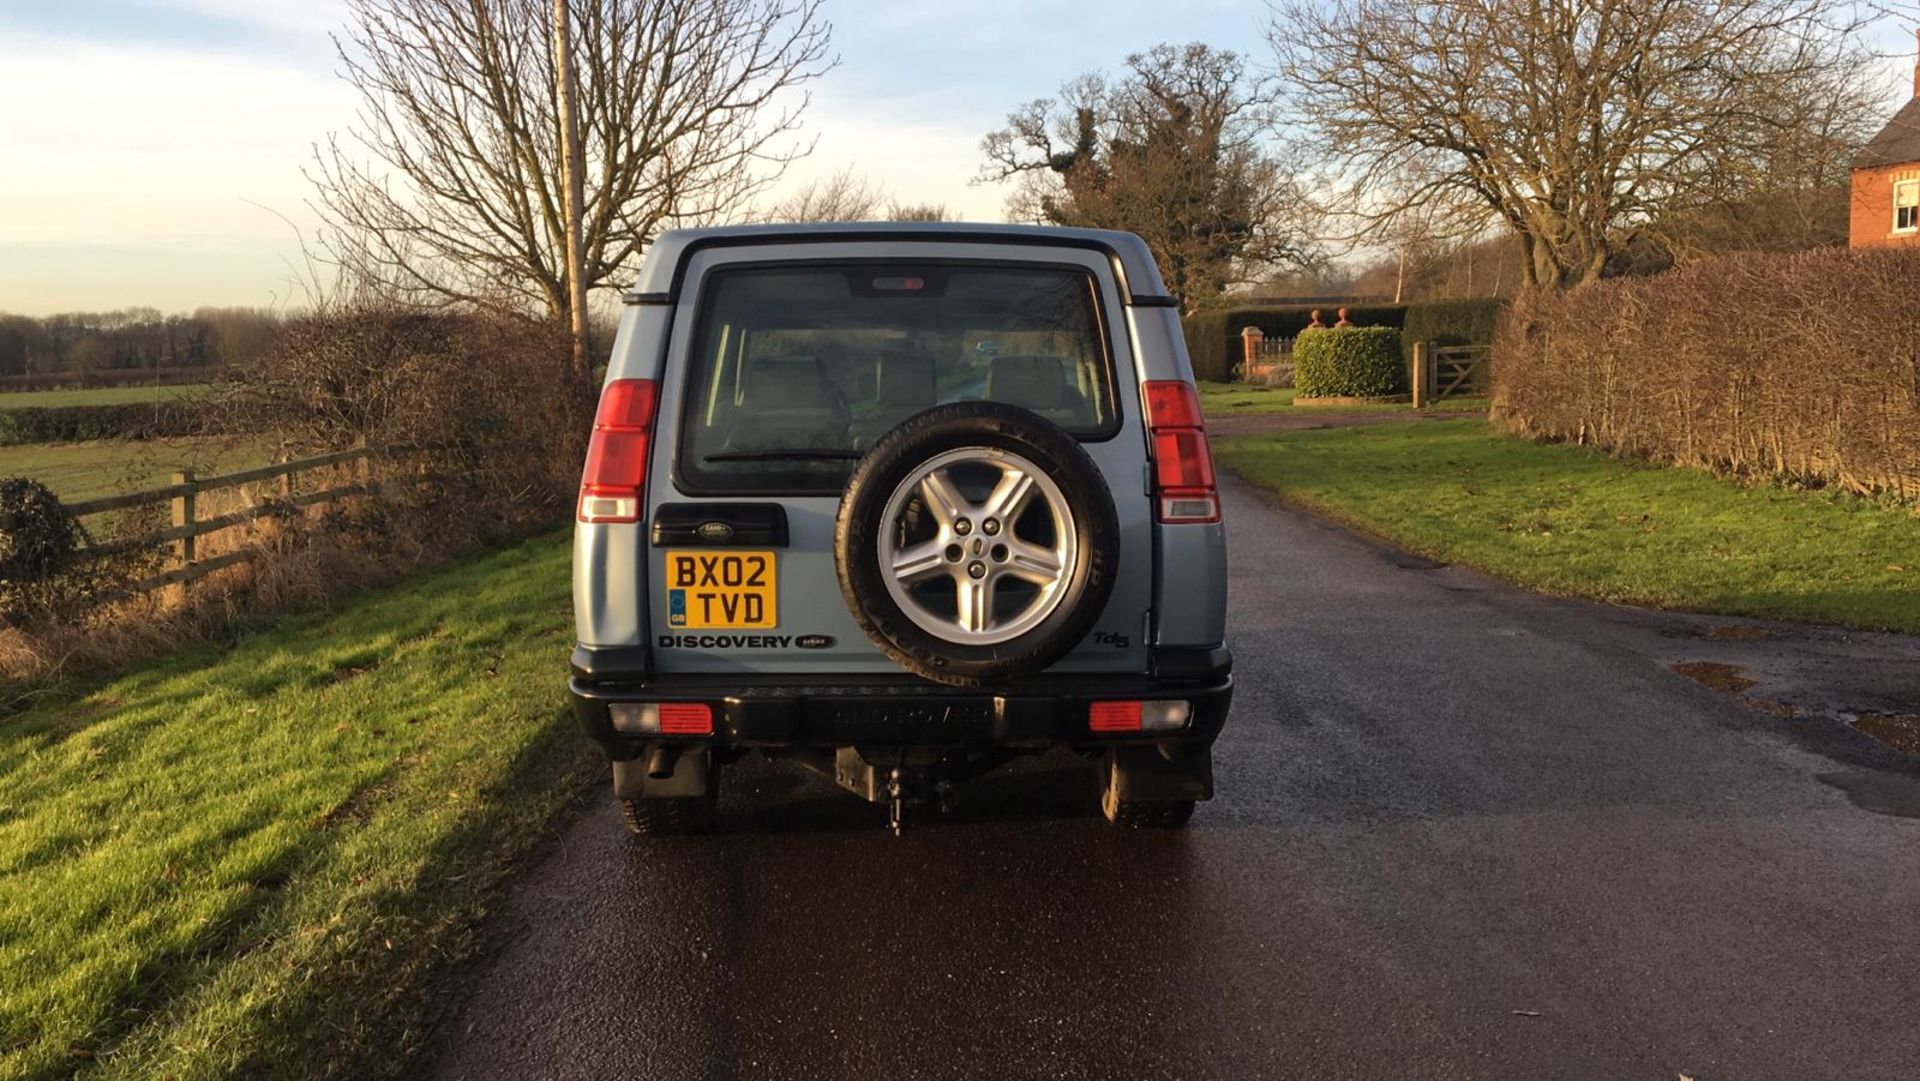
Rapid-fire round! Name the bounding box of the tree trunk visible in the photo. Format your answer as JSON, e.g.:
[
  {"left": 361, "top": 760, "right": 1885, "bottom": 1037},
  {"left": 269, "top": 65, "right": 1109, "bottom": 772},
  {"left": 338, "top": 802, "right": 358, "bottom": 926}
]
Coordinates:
[{"left": 553, "top": 0, "right": 591, "bottom": 383}]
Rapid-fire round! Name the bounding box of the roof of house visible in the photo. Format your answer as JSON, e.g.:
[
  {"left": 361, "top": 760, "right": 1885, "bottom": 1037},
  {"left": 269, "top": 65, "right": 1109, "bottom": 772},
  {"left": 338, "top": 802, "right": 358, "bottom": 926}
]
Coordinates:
[{"left": 1856, "top": 96, "right": 1920, "bottom": 169}]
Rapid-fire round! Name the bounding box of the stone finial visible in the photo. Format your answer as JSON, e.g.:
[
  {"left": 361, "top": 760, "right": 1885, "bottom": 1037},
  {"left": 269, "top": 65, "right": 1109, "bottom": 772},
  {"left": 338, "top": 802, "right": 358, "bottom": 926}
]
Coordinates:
[
  {"left": 1334, "top": 307, "right": 1352, "bottom": 327},
  {"left": 1307, "top": 308, "right": 1325, "bottom": 329}
]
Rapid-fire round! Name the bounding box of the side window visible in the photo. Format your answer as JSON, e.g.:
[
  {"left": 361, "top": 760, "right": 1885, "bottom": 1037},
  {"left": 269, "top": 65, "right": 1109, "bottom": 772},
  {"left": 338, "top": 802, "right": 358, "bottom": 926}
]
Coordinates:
[{"left": 1896, "top": 180, "right": 1919, "bottom": 234}]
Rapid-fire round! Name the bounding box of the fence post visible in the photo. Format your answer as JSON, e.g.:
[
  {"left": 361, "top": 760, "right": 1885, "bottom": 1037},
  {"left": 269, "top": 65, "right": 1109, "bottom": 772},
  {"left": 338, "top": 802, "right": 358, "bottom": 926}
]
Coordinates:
[
  {"left": 1240, "top": 326, "right": 1264, "bottom": 378},
  {"left": 1411, "top": 341, "right": 1428, "bottom": 409},
  {"left": 354, "top": 437, "right": 371, "bottom": 490},
  {"left": 168, "top": 469, "right": 195, "bottom": 604}
]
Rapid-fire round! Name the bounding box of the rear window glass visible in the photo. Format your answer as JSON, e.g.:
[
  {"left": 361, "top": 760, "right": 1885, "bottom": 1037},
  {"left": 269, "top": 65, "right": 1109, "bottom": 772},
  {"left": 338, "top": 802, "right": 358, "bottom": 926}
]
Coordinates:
[{"left": 675, "top": 263, "right": 1115, "bottom": 493}]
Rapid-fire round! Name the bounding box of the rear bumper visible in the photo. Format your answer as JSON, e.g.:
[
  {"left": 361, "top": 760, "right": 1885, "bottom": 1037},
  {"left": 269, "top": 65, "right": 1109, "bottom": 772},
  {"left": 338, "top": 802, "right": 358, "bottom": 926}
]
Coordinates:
[{"left": 569, "top": 655, "right": 1232, "bottom": 763}]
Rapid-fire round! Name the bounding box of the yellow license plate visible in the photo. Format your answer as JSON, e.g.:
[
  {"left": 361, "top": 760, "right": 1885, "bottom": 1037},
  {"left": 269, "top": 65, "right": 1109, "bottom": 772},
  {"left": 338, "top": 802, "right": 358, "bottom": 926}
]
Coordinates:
[{"left": 664, "top": 550, "right": 777, "bottom": 629}]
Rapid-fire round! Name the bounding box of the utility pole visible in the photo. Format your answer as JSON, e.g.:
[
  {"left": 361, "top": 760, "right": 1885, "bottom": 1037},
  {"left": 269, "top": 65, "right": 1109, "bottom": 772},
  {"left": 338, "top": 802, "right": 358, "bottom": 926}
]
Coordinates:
[{"left": 553, "top": 0, "right": 590, "bottom": 381}]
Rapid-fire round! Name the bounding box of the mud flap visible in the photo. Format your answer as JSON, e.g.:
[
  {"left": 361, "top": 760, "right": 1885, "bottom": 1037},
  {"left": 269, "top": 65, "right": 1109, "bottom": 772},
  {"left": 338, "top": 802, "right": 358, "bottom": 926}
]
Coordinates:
[
  {"left": 612, "top": 747, "right": 711, "bottom": 799},
  {"left": 1105, "top": 743, "right": 1214, "bottom": 802}
]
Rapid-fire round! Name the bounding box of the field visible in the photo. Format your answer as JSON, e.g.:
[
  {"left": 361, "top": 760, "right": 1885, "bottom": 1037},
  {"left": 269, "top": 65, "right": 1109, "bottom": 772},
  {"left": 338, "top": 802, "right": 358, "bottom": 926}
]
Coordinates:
[
  {"left": 0, "top": 384, "right": 211, "bottom": 409},
  {"left": 0, "top": 438, "right": 267, "bottom": 501},
  {"left": 1217, "top": 421, "right": 1920, "bottom": 633},
  {"left": 0, "top": 533, "right": 595, "bottom": 1081}
]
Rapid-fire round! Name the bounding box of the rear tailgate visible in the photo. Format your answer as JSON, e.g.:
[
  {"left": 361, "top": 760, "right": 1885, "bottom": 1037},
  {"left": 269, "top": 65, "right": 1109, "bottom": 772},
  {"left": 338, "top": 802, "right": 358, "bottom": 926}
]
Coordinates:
[{"left": 642, "top": 240, "right": 1154, "bottom": 678}]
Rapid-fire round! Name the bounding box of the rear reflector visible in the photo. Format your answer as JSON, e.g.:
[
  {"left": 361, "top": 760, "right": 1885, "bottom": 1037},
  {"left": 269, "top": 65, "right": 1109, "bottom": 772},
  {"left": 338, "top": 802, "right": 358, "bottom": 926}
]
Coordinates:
[
  {"left": 658, "top": 702, "right": 714, "bottom": 735},
  {"left": 1142, "top": 380, "right": 1219, "bottom": 524},
  {"left": 1089, "top": 700, "right": 1142, "bottom": 732},
  {"left": 608, "top": 702, "right": 715, "bottom": 736},
  {"left": 578, "top": 379, "right": 659, "bottom": 524},
  {"left": 1090, "top": 699, "right": 1192, "bottom": 734}
]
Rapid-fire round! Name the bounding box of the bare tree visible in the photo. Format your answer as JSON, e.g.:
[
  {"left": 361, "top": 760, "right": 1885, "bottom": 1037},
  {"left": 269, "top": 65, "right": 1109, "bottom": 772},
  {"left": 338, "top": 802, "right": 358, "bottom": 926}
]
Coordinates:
[
  {"left": 980, "top": 43, "right": 1314, "bottom": 310},
  {"left": 1272, "top": 0, "right": 1880, "bottom": 289},
  {"left": 762, "top": 166, "right": 887, "bottom": 221},
  {"left": 312, "top": 0, "right": 833, "bottom": 375},
  {"left": 886, "top": 202, "right": 954, "bottom": 222}
]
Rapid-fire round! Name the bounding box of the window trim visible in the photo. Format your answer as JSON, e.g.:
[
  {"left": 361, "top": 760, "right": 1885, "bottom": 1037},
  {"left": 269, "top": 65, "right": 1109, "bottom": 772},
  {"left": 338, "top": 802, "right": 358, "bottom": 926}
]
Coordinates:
[
  {"left": 668, "top": 257, "right": 1126, "bottom": 498},
  {"left": 1894, "top": 179, "right": 1920, "bottom": 236}
]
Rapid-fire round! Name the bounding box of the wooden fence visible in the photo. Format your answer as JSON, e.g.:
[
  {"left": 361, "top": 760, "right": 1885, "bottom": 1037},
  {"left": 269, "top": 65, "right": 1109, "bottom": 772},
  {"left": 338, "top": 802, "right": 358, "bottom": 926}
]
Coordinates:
[
  {"left": 1410, "top": 343, "right": 1491, "bottom": 407},
  {"left": 63, "top": 444, "right": 387, "bottom": 597}
]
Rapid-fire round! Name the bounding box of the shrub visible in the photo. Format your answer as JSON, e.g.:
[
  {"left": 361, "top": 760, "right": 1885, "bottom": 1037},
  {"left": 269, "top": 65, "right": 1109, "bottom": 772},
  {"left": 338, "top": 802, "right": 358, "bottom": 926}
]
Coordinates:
[
  {"left": 1402, "top": 298, "right": 1506, "bottom": 360},
  {"left": 1181, "top": 304, "right": 1406, "bottom": 382},
  {"left": 0, "top": 402, "right": 202, "bottom": 445},
  {"left": 1293, "top": 327, "right": 1407, "bottom": 398},
  {"left": 0, "top": 477, "right": 92, "bottom": 622},
  {"left": 1492, "top": 247, "right": 1920, "bottom": 499}
]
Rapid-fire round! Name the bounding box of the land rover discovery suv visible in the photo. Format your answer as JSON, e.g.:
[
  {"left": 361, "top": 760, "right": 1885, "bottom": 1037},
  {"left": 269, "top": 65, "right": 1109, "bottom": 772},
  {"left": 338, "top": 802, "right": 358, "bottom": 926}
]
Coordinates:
[{"left": 571, "top": 223, "right": 1230, "bottom": 832}]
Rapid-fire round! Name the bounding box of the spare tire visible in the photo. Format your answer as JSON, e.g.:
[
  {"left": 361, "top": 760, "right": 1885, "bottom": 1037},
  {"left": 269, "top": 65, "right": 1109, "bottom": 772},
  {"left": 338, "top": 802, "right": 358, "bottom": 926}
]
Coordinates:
[{"left": 834, "top": 402, "right": 1119, "bottom": 687}]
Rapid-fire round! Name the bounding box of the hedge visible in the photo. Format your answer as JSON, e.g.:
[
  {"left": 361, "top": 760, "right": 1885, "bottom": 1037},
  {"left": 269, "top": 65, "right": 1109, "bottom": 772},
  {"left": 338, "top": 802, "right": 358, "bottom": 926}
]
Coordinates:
[
  {"left": 1492, "top": 246, "right": 1920, "bottom": 499},
  {"left": 1293, "top": 327, "right": 1407, "bottom": 398},
  {"left": 1181, "top": 304, "right": 1407, "bottom": 382},
  {"left": 0, "top": 402, "right": 203, "bottom": 445},
  {"left": 1402, "top": 298, "right": 1506, "bottom": 359}
]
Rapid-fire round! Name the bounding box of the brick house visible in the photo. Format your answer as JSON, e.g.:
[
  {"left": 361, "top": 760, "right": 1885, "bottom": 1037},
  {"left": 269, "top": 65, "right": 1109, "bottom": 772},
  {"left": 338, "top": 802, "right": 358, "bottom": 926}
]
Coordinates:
[{"left": 1850, "top": 36, "right": 1920, "bottom": 248}]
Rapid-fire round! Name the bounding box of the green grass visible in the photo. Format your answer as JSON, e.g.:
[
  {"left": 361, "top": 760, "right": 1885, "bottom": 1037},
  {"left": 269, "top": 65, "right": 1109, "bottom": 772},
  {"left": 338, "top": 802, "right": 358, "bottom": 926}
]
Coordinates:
[
  {"left": 1217, "top": 421, "right": 1920, "bottom": 633},
  {"left": 0, "top": 534, "right": 597, "bottom": 1080},
  {"left": 1195, "top": 380, "right": 1486, "bottom": 417},
  {"left": 0, "top": 384, "right": 210, "bottom": 409},
  {"left": 1, "top": 439, "right": 267, "bottom": 501},
  {"left": 1197, "top": 380, "right": 1298, "bottom": 414}
]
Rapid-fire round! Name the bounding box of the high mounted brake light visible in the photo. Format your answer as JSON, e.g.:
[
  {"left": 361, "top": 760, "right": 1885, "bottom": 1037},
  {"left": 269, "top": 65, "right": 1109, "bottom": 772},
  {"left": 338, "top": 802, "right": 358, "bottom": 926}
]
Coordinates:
[
  {"left": 1142, "top": 380, "right": 1219, "bottom": 524},
  {"left": 578, "top": 379, "right": 659, "bottom": 524}
]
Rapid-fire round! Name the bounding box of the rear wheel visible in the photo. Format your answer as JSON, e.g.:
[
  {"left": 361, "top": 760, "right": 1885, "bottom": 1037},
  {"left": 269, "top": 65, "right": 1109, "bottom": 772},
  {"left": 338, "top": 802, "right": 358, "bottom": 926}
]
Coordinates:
[
  {"left": 1099, "top": 786, "right": 1196, "bottom": 828},
  {"left": 618, "top": 765, "right": 721, "bottom": 835}
]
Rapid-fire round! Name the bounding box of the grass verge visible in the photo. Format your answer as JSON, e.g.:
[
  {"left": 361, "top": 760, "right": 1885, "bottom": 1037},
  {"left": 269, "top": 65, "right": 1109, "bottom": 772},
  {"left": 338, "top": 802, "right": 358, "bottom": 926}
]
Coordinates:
[
  {"left": 1196, "top": 380, "right": 1486, "bottom": 417},
  {"left": 1216, "top": 421, "right": 1920, "bottom": 633},
  {"left": 0, "top": 533, "right": 598, "bottom": 1080},
  {"left": 0, "top": 385, "right": 210, "bottom": 410}
]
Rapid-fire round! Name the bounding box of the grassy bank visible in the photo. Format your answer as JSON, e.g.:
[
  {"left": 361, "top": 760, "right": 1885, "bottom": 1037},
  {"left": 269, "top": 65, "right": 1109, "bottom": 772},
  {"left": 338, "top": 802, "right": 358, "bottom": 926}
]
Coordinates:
[
  {"left": 1217, "top": 421, "right": 1920, "bottom": 633},
  {"left": 0, "top": 533, "right": 597, "bottom": 1081},
  {"left": 1196, "top": 381, "right": 1486, "bottom": 418},
  {"left": 0, "top": 385, "right": 210, "bottom": 409}
]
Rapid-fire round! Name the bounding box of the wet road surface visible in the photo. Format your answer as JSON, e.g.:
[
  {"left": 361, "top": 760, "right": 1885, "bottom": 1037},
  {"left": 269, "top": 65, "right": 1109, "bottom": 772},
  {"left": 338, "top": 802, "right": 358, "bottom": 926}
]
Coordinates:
[{"left": 430, "top": 473, "right": 1920, "bottom": 1081}]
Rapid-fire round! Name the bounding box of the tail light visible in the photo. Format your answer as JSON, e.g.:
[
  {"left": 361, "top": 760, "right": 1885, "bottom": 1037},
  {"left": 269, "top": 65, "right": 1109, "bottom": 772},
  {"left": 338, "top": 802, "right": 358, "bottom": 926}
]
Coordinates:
[
  {"left": 578, "top": 379, "right": 659, "bottom": 523},
  {"left": 1142, "top": 380, "right": 1219, "bottom": 523},
  {"left": 1089, "top": 699, "right": 1192, "bottom": 733},
  {"left": 608, "top": 701, "right": 715, "bottom": 736}
]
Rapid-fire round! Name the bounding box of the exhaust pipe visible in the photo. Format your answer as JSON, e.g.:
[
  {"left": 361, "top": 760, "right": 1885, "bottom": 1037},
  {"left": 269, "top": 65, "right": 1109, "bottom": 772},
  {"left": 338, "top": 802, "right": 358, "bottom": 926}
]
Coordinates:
[{"left": 645, "top": 743, "right": 682, "bottom": 780}]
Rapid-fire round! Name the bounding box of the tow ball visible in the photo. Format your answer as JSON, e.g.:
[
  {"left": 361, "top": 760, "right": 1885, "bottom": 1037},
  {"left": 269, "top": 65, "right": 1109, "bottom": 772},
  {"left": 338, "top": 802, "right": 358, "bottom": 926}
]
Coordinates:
[{"left": 882, "top": 767, "right": 960, "bottom": 834}]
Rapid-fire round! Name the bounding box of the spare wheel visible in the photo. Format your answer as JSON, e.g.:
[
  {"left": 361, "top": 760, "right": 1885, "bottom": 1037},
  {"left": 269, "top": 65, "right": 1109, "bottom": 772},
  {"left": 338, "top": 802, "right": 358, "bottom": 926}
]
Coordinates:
[{"left": 833, "top": 402, "right": 1119, "bottom": 687}]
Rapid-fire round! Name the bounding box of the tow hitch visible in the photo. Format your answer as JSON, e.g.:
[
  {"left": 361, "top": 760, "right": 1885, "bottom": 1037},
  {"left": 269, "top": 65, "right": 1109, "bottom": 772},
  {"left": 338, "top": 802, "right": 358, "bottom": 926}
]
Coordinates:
[{"left": 800, "top": 746, "right": 1002, "bottom": 834}]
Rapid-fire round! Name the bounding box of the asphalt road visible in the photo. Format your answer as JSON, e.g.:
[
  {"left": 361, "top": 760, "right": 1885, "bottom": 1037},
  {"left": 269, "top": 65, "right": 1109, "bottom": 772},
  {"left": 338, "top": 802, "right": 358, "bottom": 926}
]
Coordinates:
[{"left": 430, "top": 472, "right": 1920, "bottom": 1081}]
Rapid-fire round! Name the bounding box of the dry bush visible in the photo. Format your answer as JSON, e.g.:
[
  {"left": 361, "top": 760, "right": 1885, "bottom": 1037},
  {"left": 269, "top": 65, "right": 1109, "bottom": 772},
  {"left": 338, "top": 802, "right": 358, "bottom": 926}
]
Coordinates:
[
  {"left": 1492, "top": 247, "right": 1920, "bottom": 500},
  {"left": 217, "top": 305, "right": 585, "bottom": 537},
  {"left": 2, "top": 307, "right": 586, "bottom": 688}
]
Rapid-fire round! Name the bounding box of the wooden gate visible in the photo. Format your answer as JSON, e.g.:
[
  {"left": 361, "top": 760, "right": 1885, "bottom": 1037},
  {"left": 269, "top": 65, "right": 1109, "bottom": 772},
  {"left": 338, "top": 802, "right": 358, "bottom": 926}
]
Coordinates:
[{"left": 1410, "top": 343, "right": 1491, "bottom": 407}]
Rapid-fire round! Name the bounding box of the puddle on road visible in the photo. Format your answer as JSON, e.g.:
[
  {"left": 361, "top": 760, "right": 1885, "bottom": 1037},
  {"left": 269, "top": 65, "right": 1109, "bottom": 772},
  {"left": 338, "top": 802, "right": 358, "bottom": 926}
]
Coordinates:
[
  {"left": 1852, "top": 713, "right": 1920, "bottom": 756},
  {"left": 1672, "top": 660, "right": 1757, "bottom": 694}
]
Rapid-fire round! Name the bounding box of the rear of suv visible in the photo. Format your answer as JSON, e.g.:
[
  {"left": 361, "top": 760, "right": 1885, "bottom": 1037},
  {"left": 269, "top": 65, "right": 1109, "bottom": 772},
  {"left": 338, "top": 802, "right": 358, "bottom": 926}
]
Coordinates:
[{"left": 571, "top": 223, "right": 1230, "bottom": 832}]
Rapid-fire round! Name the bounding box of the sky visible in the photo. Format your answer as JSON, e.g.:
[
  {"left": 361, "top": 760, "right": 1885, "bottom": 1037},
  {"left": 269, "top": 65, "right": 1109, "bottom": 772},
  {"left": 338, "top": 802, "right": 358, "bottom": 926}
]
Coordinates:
[
  {"left": 1, "top": 1, "right": 1916, "bottom": 315},
  {"left": 0, "top": 0, "right": 1261, "bottom": 314}
]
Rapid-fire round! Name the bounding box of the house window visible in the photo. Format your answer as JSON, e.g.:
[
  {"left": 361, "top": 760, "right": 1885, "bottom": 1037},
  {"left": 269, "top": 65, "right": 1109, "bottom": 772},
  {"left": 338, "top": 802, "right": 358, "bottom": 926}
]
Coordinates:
[{"left": 1896, "top": 180, "right": 1920, "bottom": 234}]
